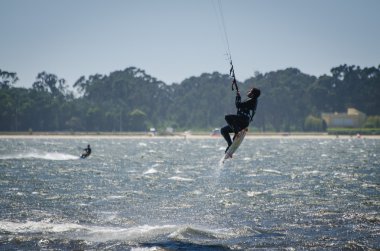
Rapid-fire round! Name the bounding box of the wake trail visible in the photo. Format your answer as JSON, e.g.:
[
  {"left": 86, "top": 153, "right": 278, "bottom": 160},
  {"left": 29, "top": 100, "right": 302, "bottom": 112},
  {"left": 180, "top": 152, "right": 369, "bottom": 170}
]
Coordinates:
[{"left": 0, "top": 152, "right": 79, "bottom": 160}]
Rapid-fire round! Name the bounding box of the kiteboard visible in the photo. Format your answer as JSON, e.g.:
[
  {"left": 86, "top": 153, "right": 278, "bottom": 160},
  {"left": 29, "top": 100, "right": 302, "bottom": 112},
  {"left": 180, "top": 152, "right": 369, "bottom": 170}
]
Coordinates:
[
  {"left": 222, "top": 128, "right": 247, "bottom": 163},
  {"left": 80, "top": 151, "right": 90, "bottom": 159}
]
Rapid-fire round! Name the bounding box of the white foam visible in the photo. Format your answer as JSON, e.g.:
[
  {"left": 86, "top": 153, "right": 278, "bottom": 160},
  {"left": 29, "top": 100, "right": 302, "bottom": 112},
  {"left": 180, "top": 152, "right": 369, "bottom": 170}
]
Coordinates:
[
  {"left": 0, "top": 152, "right": 79, "bottom": 160},
  {"left": 89, "top": 224, "right": 178, "bottom": 241},
  {"left": 131, "top": 247, "right": 161, "bottom": 251},
  {"left": 191, "top": 190, "right": 203, "bottom": 195},
  {"left": 200, "top": 145, "right": 212, "bottom": 149},
  {"left": 107, "top": 195, "right": 125, "bottom": 199},
  {"left": 0, "top": 220, "right": 177, "bottom": 242},
  {"left": 168, "top": 176, "right": 194, "bottom": 182},
  {"left": 262, "top": 169, "right": 282, "bottom": 175},
  {"left": 0, "top": 220, "right": 236, "bottom": 244},
  {"left": 143, "top": 168, "right": 158, "bottom": 175},
  {"left": 168, "top": 225, "right": 234, "bottom": 240},
  {"left": 0, "top": 220, "right": 86, "bottom": 234},
  {"left": 302, "top": 170, "right": 320, "bottom": 175},
  {"left": 247, "top": 191, "right": 264, "bottom": 197}
]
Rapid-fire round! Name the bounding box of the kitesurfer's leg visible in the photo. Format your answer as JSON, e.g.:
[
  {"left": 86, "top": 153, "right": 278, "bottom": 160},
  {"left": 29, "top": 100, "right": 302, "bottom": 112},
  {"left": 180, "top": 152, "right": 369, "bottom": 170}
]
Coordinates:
[
  {"left": 225, "top": 115, "right": 239, "bottom": 133},
  {"left": 234, "top": 116, "right": 249, "bottom": 134},
  {"left": 221, "top": 124, "right": 233, "bottom": 152},
  {"left": 225, "top": 115, "right": 240, "bottom": 143}
]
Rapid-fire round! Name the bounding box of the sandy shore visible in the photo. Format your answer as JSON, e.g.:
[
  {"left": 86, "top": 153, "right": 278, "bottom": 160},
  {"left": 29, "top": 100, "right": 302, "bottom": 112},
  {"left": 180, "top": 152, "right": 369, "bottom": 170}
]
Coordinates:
[{"left": 0, "top": 132, "right": 379, "bottom": 139}]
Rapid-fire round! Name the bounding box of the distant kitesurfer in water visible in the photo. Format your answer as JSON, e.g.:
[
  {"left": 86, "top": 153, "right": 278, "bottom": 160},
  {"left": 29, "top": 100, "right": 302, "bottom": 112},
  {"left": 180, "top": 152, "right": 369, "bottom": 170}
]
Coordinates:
[
  {"left": 80, "top": 144, "right": 91, "bottom": 159},
  {"left": 221, "top": 87, "right": 260, "bottom": 153}
]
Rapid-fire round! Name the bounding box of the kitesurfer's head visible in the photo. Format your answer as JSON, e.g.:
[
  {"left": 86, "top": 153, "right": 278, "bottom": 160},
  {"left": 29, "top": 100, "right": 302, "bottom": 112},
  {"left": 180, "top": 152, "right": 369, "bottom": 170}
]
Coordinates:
[
  {"left": 88, "top": 144, "right": 90, "bottom": 148},
  {"left": 248, "top": 87, "right": 260, "bottom": 98}
]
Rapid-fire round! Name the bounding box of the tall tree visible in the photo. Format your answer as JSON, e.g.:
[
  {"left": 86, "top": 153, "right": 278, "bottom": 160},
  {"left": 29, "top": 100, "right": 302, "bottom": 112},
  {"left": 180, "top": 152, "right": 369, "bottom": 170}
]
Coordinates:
[
  {"left": 32, "top": 72, "right": 67, "bottom": 97},
  {"left": 0, "top": 69, "right": 18, "bottom": 89}
]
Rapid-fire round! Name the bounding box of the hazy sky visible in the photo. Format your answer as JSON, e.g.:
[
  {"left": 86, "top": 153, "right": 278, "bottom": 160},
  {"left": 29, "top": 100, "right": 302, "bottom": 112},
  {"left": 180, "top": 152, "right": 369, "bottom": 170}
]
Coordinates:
[{"left": 1, "top": 0, "right": 379, "bottom": 88}]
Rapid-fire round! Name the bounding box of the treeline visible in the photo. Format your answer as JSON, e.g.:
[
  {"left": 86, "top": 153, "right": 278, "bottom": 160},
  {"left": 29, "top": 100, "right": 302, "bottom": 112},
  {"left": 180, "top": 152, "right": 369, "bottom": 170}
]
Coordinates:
[{"left": 0, "top": 65, "right": 379, "bottom": 132}]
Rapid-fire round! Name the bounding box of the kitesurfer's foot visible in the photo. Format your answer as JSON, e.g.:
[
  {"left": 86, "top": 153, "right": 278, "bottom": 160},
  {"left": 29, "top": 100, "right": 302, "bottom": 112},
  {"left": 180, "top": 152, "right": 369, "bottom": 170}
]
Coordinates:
[
  {"left": 225, "top": 144, "right": 231, "bottom": 153},
  {"left": 233, "top": 133, "right": 237, "bottom": 141}
]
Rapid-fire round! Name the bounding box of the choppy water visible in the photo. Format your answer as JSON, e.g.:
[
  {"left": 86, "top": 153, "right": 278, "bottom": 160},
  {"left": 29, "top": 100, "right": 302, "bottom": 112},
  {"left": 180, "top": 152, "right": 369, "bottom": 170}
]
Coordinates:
[{"left": 0, "top": 137, "right": 379, "bottom": 250}]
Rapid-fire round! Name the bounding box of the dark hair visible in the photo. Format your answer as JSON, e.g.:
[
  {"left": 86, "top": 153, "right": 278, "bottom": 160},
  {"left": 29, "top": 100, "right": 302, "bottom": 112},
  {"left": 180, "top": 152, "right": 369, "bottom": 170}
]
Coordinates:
[{"left": 250, "top": 88, "right": 261, "bottom": 98}]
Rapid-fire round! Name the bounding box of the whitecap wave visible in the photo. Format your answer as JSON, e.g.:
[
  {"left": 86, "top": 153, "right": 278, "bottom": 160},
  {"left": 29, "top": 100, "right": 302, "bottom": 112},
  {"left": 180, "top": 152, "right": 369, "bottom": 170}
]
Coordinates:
[
  {"left": 247, "top": 191, "right": 264, "bottom": 197},
  {"left": 0, "top": 220, "right": 177, "bottom": 242},
  {"left": 0, "top": 220, "right": 86, "bottom": 234},
  {"left": 261, "top": 169, "right": 282, "bottom": 175},
  {"left": 168, "top": 176, "right": 194, "bottom": 181},
  {"left": 88, "top": 224, "right": 179, "bottom": 242},
  {"left": 169, "top": 225, "right": 234, "bottom": 241},
  {"left": 143, "top": 168, "right": 158, "bottom": 175},
  {"left": 0, "top": 221, "right": 232, "bottom": 243}
]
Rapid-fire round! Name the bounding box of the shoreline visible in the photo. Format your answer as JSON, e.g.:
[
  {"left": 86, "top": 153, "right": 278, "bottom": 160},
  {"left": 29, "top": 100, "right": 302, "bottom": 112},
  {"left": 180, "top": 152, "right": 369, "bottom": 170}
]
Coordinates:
[{"left": 0, "top": 132, "right": 379, "bottom": 139}]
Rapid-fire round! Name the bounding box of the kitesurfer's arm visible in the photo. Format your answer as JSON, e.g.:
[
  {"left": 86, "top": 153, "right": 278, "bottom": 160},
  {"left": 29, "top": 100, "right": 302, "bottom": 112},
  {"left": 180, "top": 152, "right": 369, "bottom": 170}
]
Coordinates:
[{"left": 235, "top": 91, "right": 252, "bottom": 109}]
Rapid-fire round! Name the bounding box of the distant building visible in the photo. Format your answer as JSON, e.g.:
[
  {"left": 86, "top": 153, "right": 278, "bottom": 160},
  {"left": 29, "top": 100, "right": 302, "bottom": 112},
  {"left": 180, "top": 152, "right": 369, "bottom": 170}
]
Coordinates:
[
  {"left": 166, "top": 127, "right": 174, "bottom": 133},
  {"left": 149, "top": 127, "right": 156, "bottom": 136},
  {"left": 322, "top": 108, "right": 366, "bottom": 128}
]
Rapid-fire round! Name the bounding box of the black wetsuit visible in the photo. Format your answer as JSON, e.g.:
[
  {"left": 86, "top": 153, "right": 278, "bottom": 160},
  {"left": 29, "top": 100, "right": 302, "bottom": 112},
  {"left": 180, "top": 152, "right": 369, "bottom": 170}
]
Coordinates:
[
  {"left": 221, "top": 94, "right": 258, "bottom": 147},
  {"left": 81, "top": 147, "right": 91, "bottom": 158}
]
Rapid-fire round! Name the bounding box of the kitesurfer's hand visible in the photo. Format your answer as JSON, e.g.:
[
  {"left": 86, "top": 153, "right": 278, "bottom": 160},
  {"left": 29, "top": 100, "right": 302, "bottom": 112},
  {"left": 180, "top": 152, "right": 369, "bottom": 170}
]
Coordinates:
[{"left": 235, "top": 91, "right": 241, "bottom": 103}]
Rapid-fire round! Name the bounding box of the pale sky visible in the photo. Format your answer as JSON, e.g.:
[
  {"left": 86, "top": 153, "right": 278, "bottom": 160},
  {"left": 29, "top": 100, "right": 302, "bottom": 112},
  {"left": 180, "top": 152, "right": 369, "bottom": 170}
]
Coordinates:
[{"left": 1, "top": 0, "right": 379, "bottom": 88}]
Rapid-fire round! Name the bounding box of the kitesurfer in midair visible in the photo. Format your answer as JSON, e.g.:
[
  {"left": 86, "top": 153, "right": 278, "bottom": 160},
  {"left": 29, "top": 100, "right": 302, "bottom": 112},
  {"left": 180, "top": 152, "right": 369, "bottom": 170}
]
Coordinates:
[
  {"left": 81, "top": 144, "right": 91, "bottom": 159},
  {"left": 221, "top": 87, "right": 260, "bottom": 153}
]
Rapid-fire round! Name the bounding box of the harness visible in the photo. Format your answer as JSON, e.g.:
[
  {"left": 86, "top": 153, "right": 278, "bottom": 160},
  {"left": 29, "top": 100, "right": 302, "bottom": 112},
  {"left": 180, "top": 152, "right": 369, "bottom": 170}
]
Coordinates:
[
  {"left": 237, "top": 97, "right": 256, "bottom": 122},
  {"left": 237, "top": 110, "right": 251, "bottom": 119},
  {"left": 238, "top": 111, "right": 255, "bottom": 123}
]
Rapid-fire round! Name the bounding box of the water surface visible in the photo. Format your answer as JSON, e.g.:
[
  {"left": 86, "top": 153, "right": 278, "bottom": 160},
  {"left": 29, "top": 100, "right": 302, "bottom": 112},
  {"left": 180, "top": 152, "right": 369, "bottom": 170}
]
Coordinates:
[{"left": 0, "top": 137, "right": 379, "bottom": 250}]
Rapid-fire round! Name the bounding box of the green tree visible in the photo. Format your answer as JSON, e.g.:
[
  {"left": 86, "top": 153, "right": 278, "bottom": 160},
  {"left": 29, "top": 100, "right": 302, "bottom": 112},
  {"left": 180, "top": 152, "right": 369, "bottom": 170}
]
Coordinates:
[
  {"left": 33, "top": 72, "right": 67, "bottom": 97},
  {"left": 0, "top": 69, "right": 18, "bottom": 89},
  {"left": 304, "top": 115, "right": 326, "bottom": 132},
  {"left": 0, "top": 64, "right": 379, "bottom": 133},
  {"left": 129, "top": 109, "right": 147, "bottom": 131},
  {"left": 364, "top": 116, "right": 380, "bottom": 128},
  {"left": 246, "top": 68, "right": 316, "bottom": 131}
]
